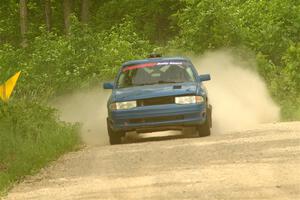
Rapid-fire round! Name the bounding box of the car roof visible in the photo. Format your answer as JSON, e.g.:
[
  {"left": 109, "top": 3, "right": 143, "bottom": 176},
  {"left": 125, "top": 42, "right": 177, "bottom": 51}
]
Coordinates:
[{"left": 121, "top": 57, "right": 192, "bottom": 67}]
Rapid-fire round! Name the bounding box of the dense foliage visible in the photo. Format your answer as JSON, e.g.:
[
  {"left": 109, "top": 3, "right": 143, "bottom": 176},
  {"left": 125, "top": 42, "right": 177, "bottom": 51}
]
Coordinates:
[
  {"left": 0, "top": 12, "right": 154, "bottom": 192},
  {"left": 1, "top": 19, "right": 154, "bottom": 101},
  {"left": 0, "top": 0, "right": 299, "bottom": 193},
  {"left": 170, "top": 0, "right": 300, "bottom": 120},
  {"left": 0, "top": 100, "right": 79, "bottom": 191}
]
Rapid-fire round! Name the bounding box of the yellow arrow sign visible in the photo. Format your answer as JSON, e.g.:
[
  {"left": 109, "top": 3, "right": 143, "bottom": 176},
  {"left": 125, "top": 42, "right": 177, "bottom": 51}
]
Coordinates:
[{"left": 0, "top": 71, "right": 21, "bottom": 102}]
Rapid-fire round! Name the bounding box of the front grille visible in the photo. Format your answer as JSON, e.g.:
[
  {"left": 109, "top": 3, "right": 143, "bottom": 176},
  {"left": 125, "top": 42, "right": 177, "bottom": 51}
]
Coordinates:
[
  {"left": 129, "top": 115, "right": 183, "bottom": 123},
  {"left": 137, "top": 96, "right": 175, "bottom": 106}
]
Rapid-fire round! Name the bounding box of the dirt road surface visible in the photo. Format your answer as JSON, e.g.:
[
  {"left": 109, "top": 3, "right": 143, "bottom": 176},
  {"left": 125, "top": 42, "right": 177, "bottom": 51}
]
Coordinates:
[{"left": 4, "top": 122, "right": 300, "bottom": 200}]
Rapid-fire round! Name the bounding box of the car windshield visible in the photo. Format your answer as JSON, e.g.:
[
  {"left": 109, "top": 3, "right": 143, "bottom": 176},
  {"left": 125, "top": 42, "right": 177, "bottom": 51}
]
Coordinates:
[{"left": 117, "top": 61, "right": 196, "bottom": 88}]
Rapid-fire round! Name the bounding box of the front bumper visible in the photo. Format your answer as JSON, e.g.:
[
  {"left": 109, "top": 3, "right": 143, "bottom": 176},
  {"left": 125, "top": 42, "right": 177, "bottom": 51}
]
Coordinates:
[{"left": 108, "top": 103, "right": 207, "bottom": 132}]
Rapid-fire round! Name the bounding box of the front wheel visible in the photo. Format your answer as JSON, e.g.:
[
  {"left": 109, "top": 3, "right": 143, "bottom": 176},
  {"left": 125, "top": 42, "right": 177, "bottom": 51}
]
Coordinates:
[
  {"left": 198, "top": 107, "right": 212, "bottom": 137},
  {"left": 182, "top": 127, "right": 197, "bottom": 136},
  {"left": 198, "top": 119, "right": 210, "bottom": 137},
  {"left": 107, "top": 119, "right": 123, "bottom": 145}
]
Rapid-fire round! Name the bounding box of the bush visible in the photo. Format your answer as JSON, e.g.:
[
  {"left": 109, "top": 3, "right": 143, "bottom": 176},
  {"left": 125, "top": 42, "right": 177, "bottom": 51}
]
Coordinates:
[
  {"left": 7, "top": 18, "right": 155, "bottom": 101},
  {"left": 0, "top": 100, "right": 80, "bottom": 192},
  {"left": 170, "top": 0, "right": 242, "bottom": 53},
  {"left": 277, "top": 44, "right": 300, "bottom": 120},
  {"left": 169, "top": 0, "right": 300, "bottom": 120},
  {"left": 0, "top": 17, "right": 156, "bottom": 193}
]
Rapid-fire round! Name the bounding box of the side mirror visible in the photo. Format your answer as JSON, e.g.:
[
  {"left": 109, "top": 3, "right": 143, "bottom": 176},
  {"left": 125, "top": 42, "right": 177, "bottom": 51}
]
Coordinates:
[
  {"left": 198, "top": 74, "right": 211, "bottom": 82},
  {"left": 103, "top": 82, "right": 114, "bottom": 89}
]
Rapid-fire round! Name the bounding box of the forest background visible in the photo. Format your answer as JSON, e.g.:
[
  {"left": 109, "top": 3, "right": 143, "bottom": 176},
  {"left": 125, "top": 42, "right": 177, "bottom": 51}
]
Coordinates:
[{"left": 0, "top": 0, "right": 299, "bottom": 193}]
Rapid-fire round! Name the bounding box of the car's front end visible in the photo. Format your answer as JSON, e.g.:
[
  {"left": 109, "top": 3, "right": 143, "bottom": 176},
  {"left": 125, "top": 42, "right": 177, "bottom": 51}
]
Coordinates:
[
  {"left": 108, "top": 83, "right": 208, "bottom": 133},
  {"left": 104, "top": 57, "right": 211, "bottom": 144}
]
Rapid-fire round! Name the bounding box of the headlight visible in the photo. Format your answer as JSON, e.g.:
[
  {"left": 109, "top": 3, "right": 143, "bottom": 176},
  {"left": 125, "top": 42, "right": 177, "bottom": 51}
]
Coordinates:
[
  {"left": 110, "top": 101, "right": 137, "bottom": 110},
  {"left": 175, "top": 96, "right": 204, "bottom": 104}
]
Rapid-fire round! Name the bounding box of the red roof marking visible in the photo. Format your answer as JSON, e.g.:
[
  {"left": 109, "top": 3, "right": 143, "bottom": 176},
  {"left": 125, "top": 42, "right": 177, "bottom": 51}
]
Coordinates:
[{"left": 123, "top": 62, "right": 157, "bottom": 72}]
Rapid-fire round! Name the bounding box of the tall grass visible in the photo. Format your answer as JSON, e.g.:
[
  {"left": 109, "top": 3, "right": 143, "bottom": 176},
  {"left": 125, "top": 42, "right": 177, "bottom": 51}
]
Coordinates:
[
  {"left": 0, "top": 19, "right": 154, "bottom": 195},
  {"left": 0, "top": 101, "right": 80, "bottom": 194}
]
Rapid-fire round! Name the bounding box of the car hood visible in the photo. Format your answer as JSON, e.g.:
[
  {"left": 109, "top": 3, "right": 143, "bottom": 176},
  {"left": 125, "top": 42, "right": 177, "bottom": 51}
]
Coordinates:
[{"left": 113, "top": 82, "right": 200, "bottom": 102}]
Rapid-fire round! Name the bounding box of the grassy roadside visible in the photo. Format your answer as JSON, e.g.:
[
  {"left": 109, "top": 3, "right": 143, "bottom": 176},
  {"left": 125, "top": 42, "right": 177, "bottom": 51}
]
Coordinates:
[
  {"left": 0, "top": 20, "right": 153, "bottom": 196},
  {"left": 0, "top": 101, "right": 80, "bottom": 195}
]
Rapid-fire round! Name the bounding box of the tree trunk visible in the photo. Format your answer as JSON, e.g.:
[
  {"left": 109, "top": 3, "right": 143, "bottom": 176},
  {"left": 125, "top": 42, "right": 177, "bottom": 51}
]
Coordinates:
[
  {"left": 63, "top": 0, "right": 72, "bottom": 34},
  {"left": 44, "top": 0, "right": 51, "bottom": 31},
  {"left": 80, "top": 0, "right": 90, "bottom": 24},
  {"left": 19, "top": 0, "right": 27, "bottom": 47}
]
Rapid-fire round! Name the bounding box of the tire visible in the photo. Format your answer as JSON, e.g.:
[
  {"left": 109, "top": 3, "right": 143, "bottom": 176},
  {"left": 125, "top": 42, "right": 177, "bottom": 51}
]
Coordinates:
[
  {"left": 208, "top": 104, "right": 212, "bottom": 128},
  {"left": 198, "top": 107, "right": 212, "bottom": 137},
  {"left": 182, "top": 127, "right": 197, "bottom": 136},
  {"left": 107, "top": 119, "right": 122, "bottom": 145}
]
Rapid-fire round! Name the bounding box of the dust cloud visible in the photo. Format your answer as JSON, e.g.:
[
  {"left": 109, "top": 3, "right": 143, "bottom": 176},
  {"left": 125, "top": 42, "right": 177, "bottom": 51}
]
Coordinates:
[
  {"left": 52, "top": 88, "right": 110, "bottom": 146},
  {"left": 52, "top": 50, "right": 280, "bottom": 146},
  {"left": 193, "top": 50, "right": 280, "bottom": 133}
]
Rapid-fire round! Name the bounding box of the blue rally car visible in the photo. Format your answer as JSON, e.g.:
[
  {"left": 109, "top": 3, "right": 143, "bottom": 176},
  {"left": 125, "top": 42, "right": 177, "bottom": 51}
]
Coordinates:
[{"left": 103, "top": 55, "right": 212, "bottom": 145}]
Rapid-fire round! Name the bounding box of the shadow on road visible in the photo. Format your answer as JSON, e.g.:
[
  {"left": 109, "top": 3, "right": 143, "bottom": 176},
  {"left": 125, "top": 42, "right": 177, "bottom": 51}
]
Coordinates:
[{"left": 123, "top": 131, "right": 200, "bottom": 144}]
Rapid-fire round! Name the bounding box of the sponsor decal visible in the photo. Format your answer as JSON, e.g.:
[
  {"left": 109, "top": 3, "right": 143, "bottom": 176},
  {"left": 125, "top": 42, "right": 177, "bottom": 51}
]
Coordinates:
[
  {"left": 123, "top": 62, "right": 157, "bottom": 71},
  {"left": 156, "top": 62, "right": 169, "bottom": 65},
  {"left": 123, "top": 61, "right": 184, "bottom": 71},
  {"left": 170, "top": 62, "right": 183, "bottom": 65}
]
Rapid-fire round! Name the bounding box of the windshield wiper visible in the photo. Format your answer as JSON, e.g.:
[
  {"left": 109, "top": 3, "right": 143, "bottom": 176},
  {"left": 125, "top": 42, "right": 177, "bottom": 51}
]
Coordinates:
[{"left": 134, "top": 83, "right": 156, "bottom": 86}]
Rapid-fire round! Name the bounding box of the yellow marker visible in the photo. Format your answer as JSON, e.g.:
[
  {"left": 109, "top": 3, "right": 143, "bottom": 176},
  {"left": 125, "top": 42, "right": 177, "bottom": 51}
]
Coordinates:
[{"left": 0, "top": 71, "right": 21, "bottom": 102}]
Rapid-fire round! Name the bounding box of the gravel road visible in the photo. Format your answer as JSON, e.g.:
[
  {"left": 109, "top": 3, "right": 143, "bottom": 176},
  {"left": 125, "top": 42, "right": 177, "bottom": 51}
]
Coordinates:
[{"left": 4, "top": 122, "right": 300, "bottom": 200}]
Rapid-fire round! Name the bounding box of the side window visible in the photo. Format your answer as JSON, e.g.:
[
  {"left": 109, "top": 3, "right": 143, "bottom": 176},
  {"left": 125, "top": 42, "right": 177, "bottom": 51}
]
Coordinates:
[
  {"left": 117, "top": 73, "right": 125, "bottom": 87},
  {"left": 186, "top": 67, "right": 195, "bottom": 81},
  {"left": 118, "top": 70, "right": 134, "bottom": 88}
]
